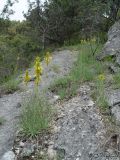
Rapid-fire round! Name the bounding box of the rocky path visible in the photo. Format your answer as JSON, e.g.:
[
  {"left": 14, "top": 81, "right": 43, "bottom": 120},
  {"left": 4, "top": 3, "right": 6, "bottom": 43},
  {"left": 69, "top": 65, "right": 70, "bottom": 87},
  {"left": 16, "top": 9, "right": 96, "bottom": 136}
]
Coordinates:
[{"left": 0, "top": 50, "right": 76, "bottom": 159}]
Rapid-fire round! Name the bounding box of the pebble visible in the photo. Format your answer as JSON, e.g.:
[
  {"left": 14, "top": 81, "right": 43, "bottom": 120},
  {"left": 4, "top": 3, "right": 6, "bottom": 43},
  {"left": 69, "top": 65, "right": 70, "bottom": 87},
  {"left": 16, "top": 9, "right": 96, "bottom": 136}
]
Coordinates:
[
  {"left": 19, "top": 141, "right": 25, "bottom": 147},
  {"left": 47, "top": 146, "right": 57, "bottom": 160}
]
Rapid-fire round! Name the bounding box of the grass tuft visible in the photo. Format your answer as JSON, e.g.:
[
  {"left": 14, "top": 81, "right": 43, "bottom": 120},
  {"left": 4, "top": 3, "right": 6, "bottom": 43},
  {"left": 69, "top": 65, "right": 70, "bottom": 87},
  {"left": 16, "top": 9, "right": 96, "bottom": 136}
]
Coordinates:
[
  {"left": 113, "top": 73, "right": 120, "bottom": 88},
  {"left": 0, "top": 77, "right": 20, "bottom": 95},
  {"left": 93, "top": 79, "right": 108, "bottom": 111},
  {"left": 21, "top": 94, "right": 52, "bottom": 136}
]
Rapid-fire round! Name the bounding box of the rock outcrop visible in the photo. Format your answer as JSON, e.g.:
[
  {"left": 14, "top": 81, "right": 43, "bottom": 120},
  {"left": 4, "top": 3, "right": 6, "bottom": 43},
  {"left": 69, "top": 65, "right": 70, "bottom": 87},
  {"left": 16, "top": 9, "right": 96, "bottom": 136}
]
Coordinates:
[
  {"left": 99, "top": 20, "right": 120, "bottom": 124},
  {"left": 98, "top": 20, "right": 120, "bottom": 66}
]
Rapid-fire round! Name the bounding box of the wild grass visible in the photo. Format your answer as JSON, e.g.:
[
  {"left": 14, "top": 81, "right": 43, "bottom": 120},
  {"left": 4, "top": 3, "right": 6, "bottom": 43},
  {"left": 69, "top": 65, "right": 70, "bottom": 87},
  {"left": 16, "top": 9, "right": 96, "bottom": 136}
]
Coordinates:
[
  {"left": 21, "top": 93, "right": 52, "bottom": 136},
  {"left": 50, "top": 43, "right": 105, "bottom": 99},
  {"left": 94, "top": 79, "right": 108, "bottom": 110},
  {"left": 0, "top": 77, "right": 21, "bottom": 95},
  {"left": 113, "top": 73, "right": 120, "bottom": 88}
]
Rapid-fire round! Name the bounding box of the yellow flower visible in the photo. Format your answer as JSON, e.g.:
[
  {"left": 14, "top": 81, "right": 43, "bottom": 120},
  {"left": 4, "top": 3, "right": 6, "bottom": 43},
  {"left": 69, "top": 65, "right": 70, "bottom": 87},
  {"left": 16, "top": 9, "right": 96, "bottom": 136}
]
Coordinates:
[
  {"left": 35, "top": 65, "right": 43, "bottom": 76},
  {"left": 98, "top": 74, "right": 105, "bottom": 81},
  {"left": 34, "top": 56, "right": 43, "bottom": 86},
  {"left": 45, "top": 52, "right": 52, "bottom": 66},
  {"left": 24, "top": 70, "right": 30, "bottom": 85}
]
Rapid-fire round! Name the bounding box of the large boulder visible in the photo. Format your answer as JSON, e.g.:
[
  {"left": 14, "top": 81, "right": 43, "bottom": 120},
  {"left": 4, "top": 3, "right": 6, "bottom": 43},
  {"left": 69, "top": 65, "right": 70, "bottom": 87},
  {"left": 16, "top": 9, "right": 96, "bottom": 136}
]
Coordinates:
[{"left": 98, "top": 20, "right": 120, "bottom": 66}]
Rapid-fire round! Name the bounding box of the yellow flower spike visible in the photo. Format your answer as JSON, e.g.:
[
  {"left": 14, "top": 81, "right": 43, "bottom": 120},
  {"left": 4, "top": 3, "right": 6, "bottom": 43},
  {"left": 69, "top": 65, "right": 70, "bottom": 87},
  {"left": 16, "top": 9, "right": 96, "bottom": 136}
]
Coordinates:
[
  {"left": 34, "top": 56, "right": 43, "bottom": 86},
  {"left": 45, "top": 52, "right": 52, "bottom": 66},
  {"left": 35, "top": 65, "right": 43, "bottom": 76},
  {"left": 98, "top": 74, "right": 105, "bottom": 81},
  {"left": 24, "top": 70, "right": 31, "bottom": 85}
]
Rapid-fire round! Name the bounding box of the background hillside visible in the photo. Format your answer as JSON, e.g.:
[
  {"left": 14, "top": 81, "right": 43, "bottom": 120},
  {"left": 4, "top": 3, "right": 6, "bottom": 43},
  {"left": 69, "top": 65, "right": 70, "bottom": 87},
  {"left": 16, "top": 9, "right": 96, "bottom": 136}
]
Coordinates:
[{"left": 0, "top": 0, "right": 120, "bottom": 84}]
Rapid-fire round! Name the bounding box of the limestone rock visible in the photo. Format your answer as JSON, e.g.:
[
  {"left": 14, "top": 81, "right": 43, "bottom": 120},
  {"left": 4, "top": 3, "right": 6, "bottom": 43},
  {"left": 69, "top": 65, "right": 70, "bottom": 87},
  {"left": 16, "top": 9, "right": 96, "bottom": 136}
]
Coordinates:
[
  {"left": 47, "top": 146, "right": 57, "bottom": 160},
  {"left": 98, "top": 20, "right": 120, "bottom": 66},
  {"left": 106, "top": 89, "right": 120, "bottom": 107},
  {"left": 112, "top": 106, "right": 120, "bottom": 125},
  {"left": 1, "top": 151, "right": 16, "bottom": 160},
  {"left": 20, "top": 143, "right": 36, "bottom": 158},
  {"left": 106, "top": 89, "right": 120, "bottom": 124}
]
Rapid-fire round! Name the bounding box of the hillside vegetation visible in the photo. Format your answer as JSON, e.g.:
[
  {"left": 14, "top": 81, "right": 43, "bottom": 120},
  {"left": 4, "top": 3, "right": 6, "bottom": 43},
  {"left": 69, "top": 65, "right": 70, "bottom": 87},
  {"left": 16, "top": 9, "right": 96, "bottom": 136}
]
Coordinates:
[{"left": 1, "top": 0, "right": 120, "bottom": 84}]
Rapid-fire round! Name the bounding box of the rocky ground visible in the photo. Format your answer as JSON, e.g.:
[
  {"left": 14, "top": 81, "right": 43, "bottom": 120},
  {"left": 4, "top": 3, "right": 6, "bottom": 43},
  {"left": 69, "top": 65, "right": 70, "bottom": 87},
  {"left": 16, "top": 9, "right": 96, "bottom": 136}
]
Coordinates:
[
  {"left": 0, "top": 50, "right": 77, "bottom": 160},
  {"left": 50, "top": 85, "right": 120, "bottom": 160},
  {"left": 1, "top": 46, "right": 120, "bottom": 160}
]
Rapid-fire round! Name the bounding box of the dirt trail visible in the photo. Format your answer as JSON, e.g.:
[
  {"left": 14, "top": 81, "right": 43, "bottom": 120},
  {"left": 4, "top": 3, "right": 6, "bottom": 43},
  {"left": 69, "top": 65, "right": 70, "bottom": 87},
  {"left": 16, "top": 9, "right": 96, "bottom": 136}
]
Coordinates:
[{"left": 0, "top": 50, "right": 76, "bottom": 159}]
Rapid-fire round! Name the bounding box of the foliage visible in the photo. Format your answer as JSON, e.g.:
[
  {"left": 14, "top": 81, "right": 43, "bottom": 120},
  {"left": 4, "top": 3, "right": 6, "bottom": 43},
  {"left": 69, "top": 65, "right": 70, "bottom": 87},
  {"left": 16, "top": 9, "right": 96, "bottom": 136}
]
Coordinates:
[
  {"left": 0, "top": 20, "right": 42, "bottom": 84},
  {"left": 26, "top": 0, "right": 115, "bottom": 48},
  {"left": 1, "top": 0, "right": 119, "bottom": 85}
]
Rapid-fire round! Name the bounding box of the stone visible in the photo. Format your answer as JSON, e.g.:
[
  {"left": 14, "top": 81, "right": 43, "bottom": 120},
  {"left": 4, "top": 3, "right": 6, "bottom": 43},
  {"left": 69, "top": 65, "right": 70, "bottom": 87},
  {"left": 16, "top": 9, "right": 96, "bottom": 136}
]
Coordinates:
[
  {"left": 87, "top": 100, "right": 95, "bottom": 107},
  {"left": 19, "top": 141, "right": 25, "bottom": 147},
  {"left": 53, "top": 95, "right": 60, "bottom": 101},
  {"left": 106, "top": 89, "right": 120, "bottom": 124},
  {"left": 111, "top": 105, "right": 120, "bottom": 124},
  {"left": 50, "top": 95, "right": 60, "bottom": 104},
  {"left": 108, "top": 63, "right": 120, "bottom": 73},
  {"left": 16, "top": 103, "right": 21, "bottom": 108},
  {"left": 97, "top": 20, "right": 120, "bottom": 66},
  {"left": 40, "top": 151, "right": 44, "bottom": 156},
  {"left": 47, "top": 146, "right": 57, "bottom": 160},
  {"left": 1, "top": 151, "right": 16, "bottom": 160},
  {"left": 106, "top": 89, "right": 120, "bottom": 107},
  {"left": 20, "top": 143, "right": 35, "bottom": 158}
]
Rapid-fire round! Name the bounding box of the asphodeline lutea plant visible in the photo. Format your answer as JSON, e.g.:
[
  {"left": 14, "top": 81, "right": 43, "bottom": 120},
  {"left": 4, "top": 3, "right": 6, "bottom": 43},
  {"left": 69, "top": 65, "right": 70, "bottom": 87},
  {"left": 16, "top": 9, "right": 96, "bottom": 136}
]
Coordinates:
[
  {"left": 44, "top": 52, "right": 52, "bottom": 66},
  {"left": 34, "top": 56, "right": 43, "bottom": 86},
  {"left": 24, "top": 70, "right": 31, "bottom": 85},
  {"left": 98, "top": 74, "right": 105, "bottom": 81}
]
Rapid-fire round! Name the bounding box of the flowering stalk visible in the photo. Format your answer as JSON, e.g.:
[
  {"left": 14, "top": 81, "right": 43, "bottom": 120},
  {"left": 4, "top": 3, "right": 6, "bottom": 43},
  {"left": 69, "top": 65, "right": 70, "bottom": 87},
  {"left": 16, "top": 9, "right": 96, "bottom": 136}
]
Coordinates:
[
  {"left": 24, "top": 70, "right": 30, "bottom": 85},
  {"left": 44, "top": 52, "right": 52, "bottom": 66},
  {"left": 34, "top": 56, "right": 43, "bottom": 86}
]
